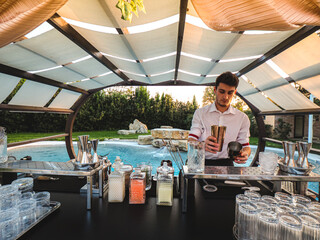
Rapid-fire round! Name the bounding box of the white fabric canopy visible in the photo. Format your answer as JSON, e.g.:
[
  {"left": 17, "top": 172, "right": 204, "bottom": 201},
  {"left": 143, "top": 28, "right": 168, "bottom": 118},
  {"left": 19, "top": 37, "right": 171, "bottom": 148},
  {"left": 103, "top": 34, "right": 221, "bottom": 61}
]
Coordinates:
[
  {"left": 49, "top": 89, "right": 81, "bottom": 109},
  {"left": 0, "top": 74, "right": 21, "bottom": 103}
]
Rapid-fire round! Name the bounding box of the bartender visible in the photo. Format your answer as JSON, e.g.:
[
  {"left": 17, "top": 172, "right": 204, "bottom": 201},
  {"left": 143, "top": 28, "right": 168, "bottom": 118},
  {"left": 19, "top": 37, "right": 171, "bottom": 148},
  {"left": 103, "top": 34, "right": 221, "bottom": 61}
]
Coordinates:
[{"left": 188, "top": 71, "right": 251, "bottom": 166}]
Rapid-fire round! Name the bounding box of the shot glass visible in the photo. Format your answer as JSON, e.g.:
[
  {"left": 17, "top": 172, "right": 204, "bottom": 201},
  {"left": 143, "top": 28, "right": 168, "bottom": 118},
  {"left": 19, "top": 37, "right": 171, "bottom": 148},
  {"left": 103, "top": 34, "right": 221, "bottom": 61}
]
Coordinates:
[
  {"left": 0, "top": 208, "right": 20, "bottom": 240},
  {"left": 278, "top": 213, "right": 302, "bottom": 240},
  {"left": 33, "top": 191, "right": 50, "bottom": 219},
  {"left": 18, "top": 199, "right": 36, "bottom": 231}
]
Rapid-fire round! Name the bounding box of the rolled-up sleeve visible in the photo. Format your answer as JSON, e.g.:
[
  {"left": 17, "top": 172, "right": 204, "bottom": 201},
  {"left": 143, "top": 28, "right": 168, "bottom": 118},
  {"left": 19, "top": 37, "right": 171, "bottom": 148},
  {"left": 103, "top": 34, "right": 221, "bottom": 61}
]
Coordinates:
[
  {"left": 236, "top": 114, "right": 250, "bottom": 146},
  {"left": 189, "top": 109, "right": 203, "bottom": 140}
]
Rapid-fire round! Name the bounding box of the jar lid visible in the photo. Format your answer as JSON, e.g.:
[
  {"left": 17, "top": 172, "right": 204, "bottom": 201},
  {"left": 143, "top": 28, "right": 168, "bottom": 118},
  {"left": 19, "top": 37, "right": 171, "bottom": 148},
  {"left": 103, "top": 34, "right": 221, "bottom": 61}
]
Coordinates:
[
  {"left": 157, "top": 162, "right": 174, "bottom": 174},
  {"left": 120, "top": 164, "right": 133, "bottom": 173}
]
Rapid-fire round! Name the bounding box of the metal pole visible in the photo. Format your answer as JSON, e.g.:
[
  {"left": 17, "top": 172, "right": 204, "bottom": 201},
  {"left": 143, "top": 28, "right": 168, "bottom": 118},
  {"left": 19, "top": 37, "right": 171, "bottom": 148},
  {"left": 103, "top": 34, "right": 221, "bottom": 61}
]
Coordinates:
[{"left": 308, "top": 94, "right": 314, "bottom": 144}]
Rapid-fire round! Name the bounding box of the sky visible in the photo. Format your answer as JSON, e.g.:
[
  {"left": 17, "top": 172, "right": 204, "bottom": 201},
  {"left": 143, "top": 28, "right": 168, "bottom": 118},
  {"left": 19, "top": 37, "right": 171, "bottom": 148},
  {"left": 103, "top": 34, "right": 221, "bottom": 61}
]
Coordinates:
[{"left": 146, "top": 86, "right": 207, "bottom": 106}]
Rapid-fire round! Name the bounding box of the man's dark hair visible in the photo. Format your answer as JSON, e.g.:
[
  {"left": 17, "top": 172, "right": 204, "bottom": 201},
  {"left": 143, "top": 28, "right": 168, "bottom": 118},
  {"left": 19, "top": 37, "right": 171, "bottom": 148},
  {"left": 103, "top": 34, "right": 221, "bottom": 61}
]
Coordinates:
[{"left": 215, "top": 71, "right": 239, "bottom": 88}]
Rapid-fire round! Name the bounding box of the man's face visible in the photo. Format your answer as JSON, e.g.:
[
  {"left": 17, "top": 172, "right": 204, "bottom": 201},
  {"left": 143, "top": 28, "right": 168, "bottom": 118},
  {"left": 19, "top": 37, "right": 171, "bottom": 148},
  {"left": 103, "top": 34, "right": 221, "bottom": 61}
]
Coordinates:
[{"left": 214, "top": 83, "right": 237, "bottom": 108}]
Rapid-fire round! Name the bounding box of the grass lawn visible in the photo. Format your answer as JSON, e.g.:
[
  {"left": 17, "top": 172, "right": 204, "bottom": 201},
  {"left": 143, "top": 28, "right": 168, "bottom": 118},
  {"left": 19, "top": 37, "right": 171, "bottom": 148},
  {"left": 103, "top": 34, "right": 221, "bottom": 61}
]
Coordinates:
[{"left": 7, "top": 132, "right": 320, "bottom": 150}]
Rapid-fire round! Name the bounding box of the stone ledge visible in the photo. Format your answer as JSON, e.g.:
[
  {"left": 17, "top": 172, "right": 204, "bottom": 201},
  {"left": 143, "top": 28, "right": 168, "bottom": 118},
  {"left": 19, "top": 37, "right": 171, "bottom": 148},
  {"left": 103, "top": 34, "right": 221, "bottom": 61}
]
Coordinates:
[{"left": 151, "top": 128, "right": 189, "bottom": 140}]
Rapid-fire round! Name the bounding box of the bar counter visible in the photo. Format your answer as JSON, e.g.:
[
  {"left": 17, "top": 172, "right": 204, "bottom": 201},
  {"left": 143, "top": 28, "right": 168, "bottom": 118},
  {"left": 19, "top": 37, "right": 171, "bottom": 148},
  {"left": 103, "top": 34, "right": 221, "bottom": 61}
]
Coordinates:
[{"left": 18, "top": 180, "right": 262, "bottom": 240}]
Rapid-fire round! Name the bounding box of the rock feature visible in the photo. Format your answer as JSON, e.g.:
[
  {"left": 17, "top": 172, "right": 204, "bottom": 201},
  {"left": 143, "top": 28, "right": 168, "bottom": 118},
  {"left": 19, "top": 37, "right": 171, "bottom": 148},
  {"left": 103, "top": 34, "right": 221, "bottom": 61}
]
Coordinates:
[
  {"left": 117, "top": 130, "right": 136, "bottom": 135},
  {"left": 160, "top": 126, "right": 173, "bottom": 129},
  {"left": 138, "top": 135, "right": 153, "bottom": 145},
  {"left": 129, "top": 119, "right": 148, "bottom": 133},
  {"left": 152, "top": 139, "right": 188, "bottom": 152},
  {"left": 151, "top": 128, "right": 189, "bottom": 140}
]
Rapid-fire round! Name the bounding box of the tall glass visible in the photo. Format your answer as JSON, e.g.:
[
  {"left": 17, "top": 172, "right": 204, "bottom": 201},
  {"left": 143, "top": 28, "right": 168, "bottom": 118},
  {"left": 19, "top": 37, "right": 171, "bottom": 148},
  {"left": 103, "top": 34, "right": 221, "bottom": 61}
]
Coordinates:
[
  {"left": 255, "top": 209, "right": 278, "bottom": 240},
  {"left": 244, "top": 190, "right": 261, "bottom": 201},
  {"left": 187, "top": 141, "right": 205, "bottom": 173},
  {"left": 276, "top": 203, "right": 294, "bottom": 215},
  {"left": 238, "top": 202, "right": 258, "bottom": 240},
  {"left": 308, "top": 202, "right": 320, "bottom": 211},
  {"left": 275, "top": 192, "right": 292, "bottom": 204},
  {"left": 299, "top": 213, "right": 320, "bottom": 240},
  {"left": 292, "top": 194, "right": 311, "bottom": 206},
  {"left": 0, "top": 208, "right": 20, "bottom": 240},
  {"left": 278, "top": 213, "right": 302, "bottom": 240},
  {"left": 0, "top": 184, "right": 20, "bottom": 210},
  {"left": 261, "top": 195, "right": 278, "bottom": 210},
  {"left": 18, "top": 199, "right": 36, "bottom": 231},
  {"left": 259, "top": 152, "right": 278, "bottom": 174},
  {"left": 0, "top": 126, "right": 7, "bottom": 163},
  {"left": 235, "top": 194, "right": 249, "bottom": 230}
]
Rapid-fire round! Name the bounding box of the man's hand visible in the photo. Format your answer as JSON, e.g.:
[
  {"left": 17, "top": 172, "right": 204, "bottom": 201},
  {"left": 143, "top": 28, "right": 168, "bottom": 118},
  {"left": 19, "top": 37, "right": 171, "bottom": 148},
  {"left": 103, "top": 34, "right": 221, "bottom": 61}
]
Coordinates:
[
  {"left": 205, "top": 136, "right": 220, "bottom": 154},
  {"left": 233, "top": 147, "right": 251, "bottom": 164}
]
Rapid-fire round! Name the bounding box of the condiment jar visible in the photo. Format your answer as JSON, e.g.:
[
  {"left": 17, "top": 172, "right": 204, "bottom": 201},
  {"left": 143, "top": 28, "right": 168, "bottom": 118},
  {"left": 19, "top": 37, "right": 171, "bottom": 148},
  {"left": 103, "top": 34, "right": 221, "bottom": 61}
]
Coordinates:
[
  {"left": 156, "top": 162, "right": 173, "bottom": 206},
  {"left": 112, "top": 156, "right": 123, "bottom": 170},
  {"left": 108, "top": 166, "right": 125, "bottom": 203},
  {"left": 129, "top": 168, "right": 146, "bottom": 204},
  {"left": 119, "top": 164, "right": 133, "bottom": 189},
  {"left": 156, "top": 162, "right": 174, "bottom": 179}
]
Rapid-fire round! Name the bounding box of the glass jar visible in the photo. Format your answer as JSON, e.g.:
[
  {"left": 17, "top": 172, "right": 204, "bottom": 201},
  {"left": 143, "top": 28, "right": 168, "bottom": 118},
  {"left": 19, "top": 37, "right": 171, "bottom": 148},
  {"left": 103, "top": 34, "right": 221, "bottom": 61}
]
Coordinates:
[
  {"left": 278, "top": 213, "right": 302, "bottom": 240},
  {"left": 0, "top": 126, "right": 7, "bottom": 163},
  {"left": 137, "top": 163, "right": 152, "bottom": 191},
  {"left": 108, "top": 169, "right": 125, "bottom": 203},
  {"left": 119, "top": 164, "right": 133, "bottom": 189},
  {"left": 156, "top": 166, "right": 173, "bottom": 206},
  {"left": 129, "top": 168, "right": 146, "bottom": 204},
  {"left": 112, "top": 156, "right": 123, "bottom": 170},
  {"left": 255, "top": 209, "right": 278, "bottom": 240},
  {"left": 156, "top": 162, "right": 174, "bottom": 179}
]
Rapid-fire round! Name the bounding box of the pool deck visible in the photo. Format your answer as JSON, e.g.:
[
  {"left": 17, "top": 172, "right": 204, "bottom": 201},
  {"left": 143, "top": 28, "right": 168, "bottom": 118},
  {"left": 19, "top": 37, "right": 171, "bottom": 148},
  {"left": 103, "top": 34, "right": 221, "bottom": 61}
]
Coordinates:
[{"left": 19, "top": 180, "right": 272, "bottom": 240}]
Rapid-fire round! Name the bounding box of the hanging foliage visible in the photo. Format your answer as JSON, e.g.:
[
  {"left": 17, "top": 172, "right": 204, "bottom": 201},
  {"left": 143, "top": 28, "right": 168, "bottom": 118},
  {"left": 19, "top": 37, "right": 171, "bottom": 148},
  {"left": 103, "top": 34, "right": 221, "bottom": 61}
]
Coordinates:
[{"left": 116, "top": 0, "right": 146, "bottom": 23}]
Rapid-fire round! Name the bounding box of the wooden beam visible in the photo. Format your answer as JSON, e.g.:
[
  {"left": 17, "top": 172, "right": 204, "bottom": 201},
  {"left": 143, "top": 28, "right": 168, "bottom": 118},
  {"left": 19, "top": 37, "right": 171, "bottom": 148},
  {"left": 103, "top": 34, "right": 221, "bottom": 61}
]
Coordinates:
[
  {"left": 173, "top": 0, "right": 188, "bottom": 84},
  {"left": 237, "top": 26, "right": 320, "bottom": 77},
  {"left": 0, "top": 63, "right": 88, "bottom": 95},
  {"left": 0, "top": 104, "right": 73, "bottom": 114},
  {"left": 8, "top": 134, "right": 68, "bottom": 148},
  {"left": 48, "top": 13, "right": 131, "bottom": 84}
]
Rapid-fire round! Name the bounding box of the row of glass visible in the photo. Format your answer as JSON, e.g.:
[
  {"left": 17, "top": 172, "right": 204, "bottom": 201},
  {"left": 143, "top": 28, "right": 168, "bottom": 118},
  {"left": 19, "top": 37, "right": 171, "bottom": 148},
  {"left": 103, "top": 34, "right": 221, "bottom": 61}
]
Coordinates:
[
  {"left": 108, "top": 157, "right": 174, "bottom": 206},
  {"left": 236, "top": 191, "right": 320, "bottom": 240},
  {"left": 0, "top": 177, "right": 51, "bottom": 240}
]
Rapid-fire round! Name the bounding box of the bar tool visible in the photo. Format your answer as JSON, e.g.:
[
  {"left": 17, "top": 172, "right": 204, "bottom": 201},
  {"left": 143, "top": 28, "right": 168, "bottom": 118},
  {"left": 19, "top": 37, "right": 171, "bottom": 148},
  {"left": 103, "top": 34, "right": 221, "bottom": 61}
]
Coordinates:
[
  {"left": 90, "top": 139, "right": 99, "bottom": 163},
  {"left": 211, "top": 125, "right": 227, "bottom": 152},
  {"left": 285, "top": 142, "right": 296, "bottom": 167},
  {"left": 78, "top": 135, "right": 90, "bottom": 164},
  {"left": 298, "top": 142, "right": 312, "bottom": 168}
]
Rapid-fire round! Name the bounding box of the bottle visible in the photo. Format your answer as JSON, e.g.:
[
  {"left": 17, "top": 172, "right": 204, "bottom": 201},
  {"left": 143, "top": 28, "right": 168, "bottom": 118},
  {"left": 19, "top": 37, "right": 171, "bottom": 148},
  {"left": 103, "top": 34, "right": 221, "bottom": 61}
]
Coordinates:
[
  {"left": 0, "top": 127, "right": 7, "bottom": 163},
  {"left": 129, "top": 168, "right": 146, "bottom": 204},
  {"left": 112, "top": 156, "right": 123, "bottom": 170},
  {"left": 137, "top": 162, "right": 152, "bottom": 191},
  {"left": 156, "top": 162, "right": 173, "bottom": 206},
  {"left": 108, "top": 165, "right": 125, "bottom": 203}
]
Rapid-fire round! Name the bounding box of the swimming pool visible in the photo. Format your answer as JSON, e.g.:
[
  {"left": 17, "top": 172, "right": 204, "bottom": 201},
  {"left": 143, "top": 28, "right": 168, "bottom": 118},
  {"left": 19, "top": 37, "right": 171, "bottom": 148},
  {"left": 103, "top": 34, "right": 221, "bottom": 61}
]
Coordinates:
[{"left": 8, "top": 141, "right": 320, "bottom": 194}]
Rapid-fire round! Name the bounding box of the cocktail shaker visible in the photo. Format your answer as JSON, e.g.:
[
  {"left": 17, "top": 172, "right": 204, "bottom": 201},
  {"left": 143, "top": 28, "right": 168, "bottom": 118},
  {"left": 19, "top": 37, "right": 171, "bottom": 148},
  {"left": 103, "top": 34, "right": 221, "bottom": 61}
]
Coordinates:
[{"left": 211, "top": 125, "right": 227, "bottom": 152}]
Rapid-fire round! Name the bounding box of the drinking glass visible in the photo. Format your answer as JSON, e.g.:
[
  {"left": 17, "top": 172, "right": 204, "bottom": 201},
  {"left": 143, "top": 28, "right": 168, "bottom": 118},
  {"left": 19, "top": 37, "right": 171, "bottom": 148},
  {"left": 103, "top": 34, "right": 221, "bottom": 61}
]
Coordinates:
[
  {"left": 278, "top": 213, "right": 302, "bottom": 240},
  {"left": 298, "top": 212, "right": 320, "bottom": 240},
  {"left": 18, "top": 199, "right": 36, "bottom": 231},
  {"left": 275, "top": 192, "right": 292, "bottom": 204},
  {"left": 293, "top": 202, "right": 309, "bottom": 214},
  {"left": 244, "top": 190, "right": 261, "bottom": 201},
  {"left": 308, "top": 202, "right": 320, "bottom": 211},
  {"left": 12, "top": 177, "right": 34, "bottom": 193},
  {"left": 0, "top": 208, "right": 20, "bottom": 240},
  {"left": 259, "top": 152, "right": 278, "bottom": 174},
  {"left": 261, "top": 195, "right": 278, "bottom": 210},
  {"left": 20, "top": 192, "right": 34, "bottom": 201},
  {"left": 255, "top": 201, "right": 270, "bottom": 212},
  {"left": 238, "top": 202, "right": 258, "bottom": 240},
  {"left": 255, "top": 209, "right": 278, "bottom": 240},
  {"left": 187, "top": 141, "right": 205, "bottom": 173},
  {"left": 0, "top": 184, "right": 20, "bottom": 210},
  {"left": 33, "top": 192, "right": 50, "bottom": 219},
  {"left": 276, "top": 203, "right": 294, "bottom": 215},
  {"left": 235, "top": 194, "right": 249, "bottom": 230},
  {"left": 292, "top": 194, "right": 311, "bottom": 206}
]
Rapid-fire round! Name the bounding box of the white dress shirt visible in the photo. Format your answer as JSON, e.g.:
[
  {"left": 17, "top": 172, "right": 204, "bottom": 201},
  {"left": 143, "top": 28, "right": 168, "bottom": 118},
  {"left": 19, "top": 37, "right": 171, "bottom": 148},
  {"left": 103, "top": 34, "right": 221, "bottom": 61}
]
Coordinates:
[{"left": 189, "top": 103, "right": 250, "bottom": 159}]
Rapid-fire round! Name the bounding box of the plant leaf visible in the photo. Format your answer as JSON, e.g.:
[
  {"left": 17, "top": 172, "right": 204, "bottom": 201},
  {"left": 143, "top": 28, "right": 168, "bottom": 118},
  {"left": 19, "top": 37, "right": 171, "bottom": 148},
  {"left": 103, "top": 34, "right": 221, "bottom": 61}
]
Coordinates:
[
  {"left": 130, "top": 0, "right": 139, "bottom": 17},
  {"left": 135, "top": 0, "right": 146, "bottom": 14},
  {"left": 123, "top": 1, "right": 133, "bottom": 22}
]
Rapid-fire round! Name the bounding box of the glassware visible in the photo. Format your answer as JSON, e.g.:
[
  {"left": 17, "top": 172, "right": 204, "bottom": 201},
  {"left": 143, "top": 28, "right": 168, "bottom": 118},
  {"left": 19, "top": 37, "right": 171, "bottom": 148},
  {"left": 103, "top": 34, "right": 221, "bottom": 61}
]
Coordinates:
[
  {"left": 129, "top": 168, "right": 146, "bottom": 204},
  {"left": 187, "top": 141, "right": 205, "bottom": 173},
  {"left": 255, "top": 201, "right": 270, "bottom": 212},
  {"left": 276, "top": 203, "right": 294, "bottom": 215},
  {"left": 0, "top": 184, "right": 20, "bottom": 210},
  {"left": 18, "top": 199, "right": 36, "bottom": 230},
  {"left": 261, "top": 195, "right": 278, "bottom": 210},
  {"left": 238, "top": 202, "right": 258, "bottom": 240},
  {"left": 0, "top": 126, "right": 7, "bottom": 163},
  {"left": 156, "top": 162, "right": 174, "bottom": 179},
  {"left": 275, "top": 192, "right": 292, "bottom": 204},
  {"left": 244, "top": 190, "right": 261, "bottom": 201},
  {"left": 292, "top": 194, "right": 311, "bottom": 205},
  {"left": 12, "top": 177, "right": 34, "bottom": 193},
  {"left": 20, "top": 192, "right": 34, "bottom": 201},
  {"left": 259, "top": 152, "right": 278, "bottom": 174},
  {"left": 108, "top": 169, "right": 125, "bottom": 203},
  {"left": 308, "top": 202, "right": 320, "bottom": 211},
  {"left": 293, "top": 203, "right": 309, "bottom": 214},
  {"left": 119, "top": 164, "right": 133, "bottom": 189},
  {"left": 298, "top": 212, "right": 320, "bottom": 240},
  {"left": 235, "top": 194, "right": 249, "bottom": 230},
  {"left": 278, "top": 213, "right": 302, "bottom": 240},
  {"left": 138, "top": 162, "right": 152, "bottom": 191},
  {"left": 112, "top": 156, "right": 123, "bottom": 170},
  {"left": 310, "top": 210, "right": 320, "bottom": 221},
  {"left": 0, "top": 208, "right": 20, "bottom": 240},
  {"left": 255, "top": 209, "right": 278, "bottom": 240},
  {"left": 33, "top": 191, "right": 50, "bottom": 218},
  {"left": 156, "top": 163, "right": 173, "bottom": 206}
]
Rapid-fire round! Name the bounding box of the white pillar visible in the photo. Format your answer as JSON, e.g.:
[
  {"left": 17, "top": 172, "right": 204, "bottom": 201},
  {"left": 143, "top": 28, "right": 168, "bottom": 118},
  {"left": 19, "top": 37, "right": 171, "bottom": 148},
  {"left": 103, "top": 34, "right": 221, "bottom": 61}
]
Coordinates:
[{"left": 308, "top": 94, "right": 314, "bottom": 143}]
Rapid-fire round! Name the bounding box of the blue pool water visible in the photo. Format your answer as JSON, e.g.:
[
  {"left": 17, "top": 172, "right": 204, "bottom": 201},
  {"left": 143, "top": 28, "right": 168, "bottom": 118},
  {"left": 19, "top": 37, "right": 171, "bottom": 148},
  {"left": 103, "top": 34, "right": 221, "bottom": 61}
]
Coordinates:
[{"left": 8, "top": 141, "right": 320, "bottom": 194}]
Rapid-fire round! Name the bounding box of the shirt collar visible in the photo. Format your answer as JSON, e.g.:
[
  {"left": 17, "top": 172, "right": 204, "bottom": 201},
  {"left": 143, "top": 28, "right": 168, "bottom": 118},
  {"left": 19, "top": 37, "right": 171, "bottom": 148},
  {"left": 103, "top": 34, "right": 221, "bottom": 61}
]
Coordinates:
[{"left": 210, "top": 102, "right": 236, "bottom": 115}]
